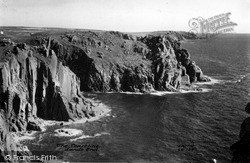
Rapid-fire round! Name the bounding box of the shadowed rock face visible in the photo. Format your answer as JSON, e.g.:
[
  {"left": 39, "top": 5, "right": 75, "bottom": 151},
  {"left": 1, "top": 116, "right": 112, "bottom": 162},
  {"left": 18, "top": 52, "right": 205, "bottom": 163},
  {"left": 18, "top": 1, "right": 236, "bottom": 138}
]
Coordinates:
[
  {"left": 0, "top": 41, "right": 95, "bottom": 161},
  {"left": 33, "top": 31, "right": 209, "bottom": 93},
  {"left": 0, "top": 45, "right": 94, "bottom": 130},
  {"left": 0, "top": 28, "right": 210, "bottom": 161},
  {"left": 231, "top": 103, "right": 250, "bottom": 162}
]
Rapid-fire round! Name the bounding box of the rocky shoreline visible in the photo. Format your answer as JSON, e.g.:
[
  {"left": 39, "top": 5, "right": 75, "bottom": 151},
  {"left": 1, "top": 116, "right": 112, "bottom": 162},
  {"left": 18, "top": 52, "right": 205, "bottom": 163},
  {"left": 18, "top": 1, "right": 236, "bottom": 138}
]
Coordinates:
[{"left": 0, "top": 27, "right": 210, "bottom": 162}]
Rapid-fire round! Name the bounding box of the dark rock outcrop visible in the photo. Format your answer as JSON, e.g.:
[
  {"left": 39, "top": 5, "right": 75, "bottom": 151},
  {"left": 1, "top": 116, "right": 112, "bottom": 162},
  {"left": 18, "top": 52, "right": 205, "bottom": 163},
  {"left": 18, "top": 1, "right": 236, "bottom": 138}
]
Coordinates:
[
  {"left": 245, "top": 102, "right": 250, "bottom": 113},
  {"left": 0, "top": 28, "right": 211, "bottom": 162},
  {"left": 29, "top": 31, "right": 209, "bottom": 93},
  {"left": 231, "top": 102, "right": 250, "bottom": 162},
  {"left": 1, "top": 44, "right": 95, "bottom": 127},
  {"left": 0, "top": 39, "right": 96, "bottom": 161},
  {"left": 26, "top": 121, "right": 41, "bottom": 131}
]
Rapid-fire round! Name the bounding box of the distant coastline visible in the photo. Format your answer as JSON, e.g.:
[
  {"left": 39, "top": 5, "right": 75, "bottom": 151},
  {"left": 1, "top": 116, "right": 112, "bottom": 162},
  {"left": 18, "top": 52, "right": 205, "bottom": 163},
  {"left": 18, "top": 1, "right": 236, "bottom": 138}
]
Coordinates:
[{"left": 0, "top": 26, "right": 247, "bottom": 162}]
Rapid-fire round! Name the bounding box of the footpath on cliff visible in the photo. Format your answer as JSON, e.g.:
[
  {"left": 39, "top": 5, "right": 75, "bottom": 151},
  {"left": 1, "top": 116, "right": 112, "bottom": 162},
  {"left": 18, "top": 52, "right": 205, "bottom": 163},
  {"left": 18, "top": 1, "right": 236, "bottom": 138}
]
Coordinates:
[{"left": 0, "top": 27, "right": 210, "bottom": 162}]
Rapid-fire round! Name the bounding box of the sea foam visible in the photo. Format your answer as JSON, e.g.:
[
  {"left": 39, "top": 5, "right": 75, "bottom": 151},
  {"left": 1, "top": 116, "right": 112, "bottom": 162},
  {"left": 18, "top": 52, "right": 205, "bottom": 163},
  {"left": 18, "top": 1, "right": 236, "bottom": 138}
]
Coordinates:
[
  {"left": 150, "top": 88, "right": 212, "bottom": 96},
  {"left": 54, "top": 128, "right": 83, "bottom": 137},
  {"left": 194, "top": 76, "right": 223, "bottom": 85}
]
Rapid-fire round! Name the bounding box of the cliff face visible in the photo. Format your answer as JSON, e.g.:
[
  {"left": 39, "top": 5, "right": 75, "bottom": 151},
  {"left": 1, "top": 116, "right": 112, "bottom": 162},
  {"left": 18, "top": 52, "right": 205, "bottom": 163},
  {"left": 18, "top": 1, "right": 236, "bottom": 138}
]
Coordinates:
[
  {"left": 0, "top": 113, "right": 31, "bottom": 162},
  {"left": 0, "top": 41, "right": 95, "bottom": 161},
  {"left": 0, "top": 110, "right": 30, "bottom": 162},
  {"left": 230, "top": 103, "right": 250, "bottom": 162},
  {"left": 0, "top": 27, "right": 210, "bottom": 162},
  {"left": 0, "top": 44, "right": 94, "bottom": 130},
  {"left": 33, "top": 31, "right": 209, "bottom": 93}
]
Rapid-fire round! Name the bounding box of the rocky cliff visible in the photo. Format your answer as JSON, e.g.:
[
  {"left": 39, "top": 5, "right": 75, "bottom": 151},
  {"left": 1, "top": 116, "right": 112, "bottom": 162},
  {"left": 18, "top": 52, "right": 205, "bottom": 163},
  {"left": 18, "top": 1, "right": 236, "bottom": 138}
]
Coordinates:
[
  {"left": 230, "top": 102, "right": 250, "bottom": 162},
  {"left": 0, "top": 27, "right": 210, "bottom": 162},
  {"left": 25, "top": 30, "right": 208, "bottom": 93},
  {"left": 0, "top": 43, "right": 95, "bottom": 130},
  {"left": 0, "top": 113, "right": 31, "bottom": 162},
  {"left": 0, "top": 35, "right": 95, "bottom": 162}
]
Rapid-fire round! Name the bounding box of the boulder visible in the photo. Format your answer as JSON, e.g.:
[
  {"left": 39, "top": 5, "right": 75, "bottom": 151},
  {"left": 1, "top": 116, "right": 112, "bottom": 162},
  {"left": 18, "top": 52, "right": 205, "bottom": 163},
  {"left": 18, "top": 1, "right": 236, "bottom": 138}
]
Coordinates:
[
  {"left": 27, "top": 121, "right": 42, "bottom": 131},
  {"left": 245, "top": 102, "right": 250, "bottom": 114}
]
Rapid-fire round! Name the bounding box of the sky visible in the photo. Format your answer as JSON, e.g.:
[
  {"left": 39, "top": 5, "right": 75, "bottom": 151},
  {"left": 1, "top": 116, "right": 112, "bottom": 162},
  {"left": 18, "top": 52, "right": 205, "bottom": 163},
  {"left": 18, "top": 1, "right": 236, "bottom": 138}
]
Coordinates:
[{"left": 0, "top": 0, "right": 250, "bottom": 33}]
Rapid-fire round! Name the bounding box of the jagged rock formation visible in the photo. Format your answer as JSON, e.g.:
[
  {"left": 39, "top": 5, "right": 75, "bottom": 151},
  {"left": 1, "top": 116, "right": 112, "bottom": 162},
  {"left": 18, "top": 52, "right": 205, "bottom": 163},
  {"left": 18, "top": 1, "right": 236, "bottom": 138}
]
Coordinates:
[
  {"left": 1, "top": 43, "right": 95, "bottom": 130},
  {"left": 0, "top": 27, "right": 210, "bottom": 162},
  {"left": 25, "top": 30, "right": 209, "bottom": 93},
  {"left": 0, "top": 37, "right": 95, "bottom": 161},
  {"left": 230, "top": 102, "right": 250, "bottom": 162},
  {"left": 0, "top": 113, "right": 31, "bottom": 162}
]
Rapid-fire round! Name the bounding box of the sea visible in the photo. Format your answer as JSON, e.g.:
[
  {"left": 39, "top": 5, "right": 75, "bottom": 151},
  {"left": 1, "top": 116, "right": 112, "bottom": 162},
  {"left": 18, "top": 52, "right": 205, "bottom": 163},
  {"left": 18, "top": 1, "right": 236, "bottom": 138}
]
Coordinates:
[{"left": 22, "top": 34, "right": 250, "bottom": 163}]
